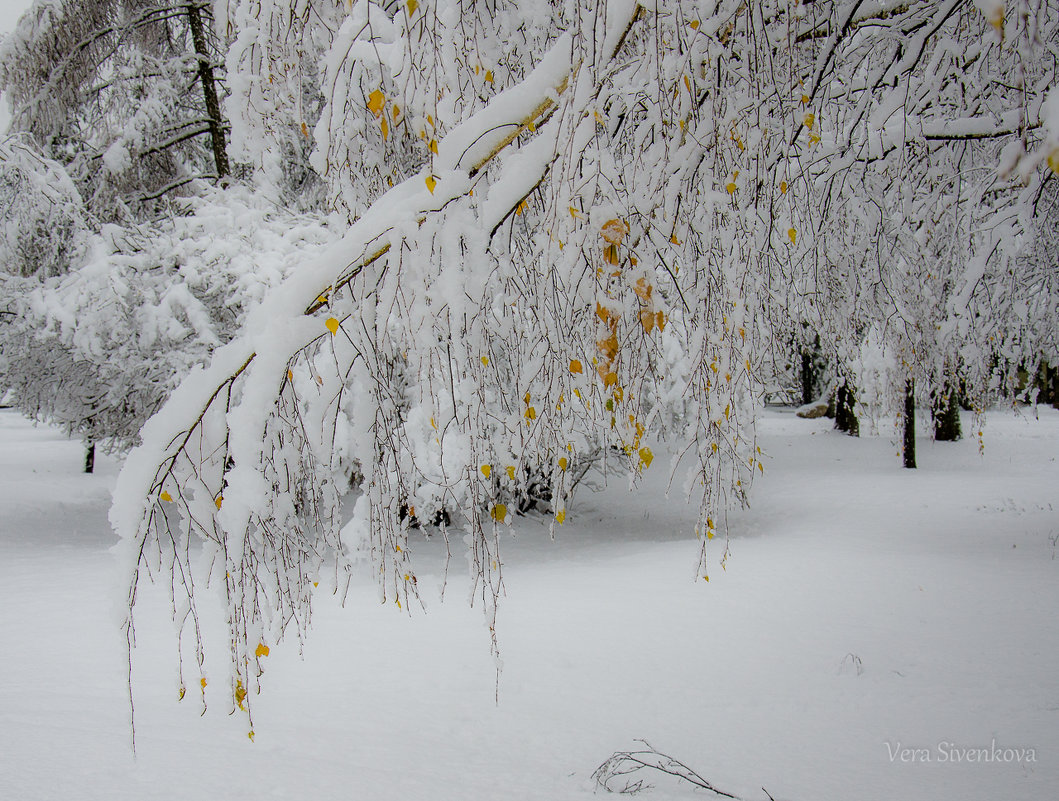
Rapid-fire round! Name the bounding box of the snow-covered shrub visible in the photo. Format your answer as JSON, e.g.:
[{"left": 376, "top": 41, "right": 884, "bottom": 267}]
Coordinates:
[
  {"left": 0, "top": 137, "right": 88, "bottom": 279},
  {"left": 0, "top": 186, "right": 334, "bottom": 450}
]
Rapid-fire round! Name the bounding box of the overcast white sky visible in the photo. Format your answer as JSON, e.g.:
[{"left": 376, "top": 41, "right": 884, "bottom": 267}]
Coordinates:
[{"left": 0, "top": 0, "right": 37, "bottom": 132}]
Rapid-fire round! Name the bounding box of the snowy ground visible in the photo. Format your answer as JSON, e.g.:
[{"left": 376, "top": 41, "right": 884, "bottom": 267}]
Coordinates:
[{"left": 1, "top": 406, "right": 1057, "bottom": 801}]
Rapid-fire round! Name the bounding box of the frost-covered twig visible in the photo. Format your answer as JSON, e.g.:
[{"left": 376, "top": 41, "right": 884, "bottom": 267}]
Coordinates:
[{"left": 592, "top": 740, "right": 742, "bottom": 798}]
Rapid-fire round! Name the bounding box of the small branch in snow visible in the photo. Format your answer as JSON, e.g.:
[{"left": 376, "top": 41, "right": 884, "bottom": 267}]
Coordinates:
[{"left": 593, "top": 740, "right": 745, "bottom": 798}]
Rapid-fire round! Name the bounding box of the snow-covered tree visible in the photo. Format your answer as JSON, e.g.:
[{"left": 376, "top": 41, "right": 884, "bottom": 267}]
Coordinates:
[{"left": 0, "top": 0, "right": 230, "bottom": 218}]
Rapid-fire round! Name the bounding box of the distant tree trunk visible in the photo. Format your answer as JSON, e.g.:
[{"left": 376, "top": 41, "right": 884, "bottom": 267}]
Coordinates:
[
  {"left": 834, "top": 381, "right": 860, "bottom": 436},
  {"left": 186, "top": 3, "right": 229, "bottom": 180},
  {"left": 801, "top": 350, "right": 814, "bottom": 406},
  {"left": 903, "top": 379, "right": 916, "bottom": 469},
  {"left": 932, "top": 381, "right": 962, "bottom": 441},
  {"left": 1052, "top": 365, "right": 1059, "bottom": 410},
  {"left": 84, "top": 441, "right": 95, "bottom": 474}
]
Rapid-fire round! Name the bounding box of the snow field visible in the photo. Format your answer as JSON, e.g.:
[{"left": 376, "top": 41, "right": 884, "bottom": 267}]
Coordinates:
[{"left": 1, "top": 406, "right": 1057, "bottom": 800}]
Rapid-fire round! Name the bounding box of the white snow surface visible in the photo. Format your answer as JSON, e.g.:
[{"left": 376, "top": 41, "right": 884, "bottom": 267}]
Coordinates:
[{"left": 2, "top": 405, "right": 1058, "bottom": 800}]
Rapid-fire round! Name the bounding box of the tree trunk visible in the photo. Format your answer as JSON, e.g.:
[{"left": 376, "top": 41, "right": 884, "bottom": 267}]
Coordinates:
[
  {"left": 187, "top": 3, "right": 229, "bottom": 180},
  {"left": 932, "top": 381, "right": 962, "bottom": 441},
  {"left": 834, "top": 381, "right": 860, "bottom": 436},
  {"left": 800, "top": 350, "right": 814, "bottom": 406},
  {"left": 84, "top": 441, "right": 95, "bottom": 474},
  {"left": 903, "top": 379, "right": 916, "bottom": 469}
]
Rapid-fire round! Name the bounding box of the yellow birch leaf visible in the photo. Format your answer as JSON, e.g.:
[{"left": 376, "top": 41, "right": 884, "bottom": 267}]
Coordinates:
[
  {"left": 248, "top": 730, "right": 255, "bottom": 742},
  {"left": 690, "top": 19, "right": 700, "bottom": 29},
  {"left": 425, "top": 175, "right": 437, "bottom": 193},
  {"left": 255, "top": 643, "right": 270, "bottom": 658},
  {"left": 491, "top": 504, "right": 507, "bottom": 522},
  {"left": 480, "top": 356, "right": 489, "bottom": 366},
  {"left": 638, "top": 446, "right": 654, "bottom": 469},
  {"left": 160, "top": 491, "right": 172, "bottom": 502},
  {"left": 524, "top": 406, "right": 537, "bottom": 420},
  {"left": 484, "top": 70, "right": 494, "bottom": 83},
  {"left": 788, "top": 227, "right": 797, "bottom": 244},
  {"left": 481, "top": 464, "right": 492, "bottom": 478},
  {"left": 301, "top": 121, "right": 309, "bottom": 138},
  {"left": 558, "top": 457, "right": 568, "bottom": 471},
  {"left": 600, "top": 218, "right": 628, "bottom": 244},
  {"left": 506, "top": 465, "right": 515, "bottom": 480},
  {"left": 326, "top": 317, "right": 340, "bottom": 334},
  {"left": 215, "top": 495, "right": 223, "bottom": 510},
  {"left": 1049, "top": 148, "right": 1059, "bottom": 175},
  {"left": 178, "top": 686, "right": 185, "bottom": 700},
  {"left": 429, "top": 138, "right": 438, "bottom": 154},
  {"left": 570, "top": 359, "right": 583, "bottom": 374},
  {"left": 200, "top": 677, "right": 207, "bottom": 689},
  {"left": 407, "top": 0, "right": 418, "bottom": 13},
  {"left": 569, "top": 206, "right": 581, "bottom": 219},
  {"left": 380, "top": 115, "right": 389, "bottom": 139},
  {"left": 555, "top": 509, "right": 566, "bottom": 524},
  {"left": 726, "top": 181, "right": 737, "bottom": 194},
  {"left": 780, "top": 180, "right": 788, "bottom": 194},
  {"left": 803, "top": 113, "right": 815, "bottom": 130},
  {"left": 367, "top": 89, "right": 385, "bottom": 118},
  {"left": 670, "top": 233, "right": 681, "bottom": 245}
]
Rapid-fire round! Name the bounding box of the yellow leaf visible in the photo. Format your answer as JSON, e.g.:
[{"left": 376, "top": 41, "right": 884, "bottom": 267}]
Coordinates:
[
  {"left": 325, "top": 317, "right": 340, "bottom": 334},
  {"left": 726, "top": 181, "right": 737, "bottom": 194},
  {"left": 570, "top": 359, "right": 583, "bottom": 374},
  {"left": 380, "top": 115, "right": 389, "bottom": 140},
  {"left": 801, "top": 94, "right": 809, "bottom": 105},
  {"left": 603, "top": 371, "right": 618, "bottom": 387},
  {"left": 255, "top": 643, "right": 270, "bottom": 658},
  {"left": 407, "top": 0, "right": 418, "bottom": 13},
  {"left": 178, "top": 686, "right": 186, "bottom": 700},
  {"left": 200, "top": 677, "right": 207, "bottom": 689},
  {"left": 555, "top": 509, "right": 566, "bottom": 524},
  {"left": 558, "top": 457, "right": 568, "bottom": 471},
  {"left": 506, "top": 465, "right": 515, "bottom": 480},
  {"left": 367, "top": 89, "right": 385, "bottom": 118},
  {"left": 430, "top": 417, "right": 437, "bottom": 430},
  {"left": 429, "top": 138, "right": 438, "bottom": 155},
  {"left": 780, "top": 180, "right": 788, "bottom": 194},
  {"left": 480, "top": 356, "right": 489, "bottom": 366},
  {"left": 788, "top": 227, "right": 797, "bottom": 245},
  {"left": 569, "top": 206, "right": 581, "bottom": 219},
  {"left": 484, "top": 70, "right": 494, "bottom": 83},
  {"left": 215, "top": 495, "right": 223, "bottom": 510},
  {"left": 159, "top": 491, "right": 172, "bottom": 502},
  {"left": 600, "top": 218, "right": 628, "bottom": 244},
  {"left": 300, "top": 121, "right": 309, "bottom": 138},
  {"left": 392, "top": 104, "right": 401, "bottom": 119},
  {"left": 248, "top": 730, "right": 255, "bottom": 742},
  {"left": 684, "top": 75, "right": 691, "bottom": 93},
  {"left": 803, "top": 113, "right": 815, "bottom": 130},
  {"left": 1048, "top": 148, "right": 1059, "bottom": 175},
  {"left": 481, "top": 464, "right": 492, "bottom": 478},
  {"left": 670, "top": 233, "right": 681, "bottom": 245},
  {"left": 491, "top": 504, "right": 507, "bottom": 522},
  {"left": 524, "top": 406, "right": 537, "bottom": 420},
  {"left": 235, "top": 680, "right": 247, "bottom": 710},
  {"left": 425, "top": 175, "right": 437, "bottom": 194},
  {"left": 707, "top": 529, "right": 714, "bottom": 540},
  {"left": 427, "top": 114, "right": 434, "bottom": 127},
  {"left": 638, "top": 446, "right": 653, "bottom": 469},
  {"left": 690, "top": 19, "right": 700, "bottom": 30}
]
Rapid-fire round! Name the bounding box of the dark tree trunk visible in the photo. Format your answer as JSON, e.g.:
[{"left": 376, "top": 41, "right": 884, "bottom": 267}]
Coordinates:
[
  {"left": 1052, "top": 365, "right": 1059, "bottom": 410},
  {"left": 187, "top": 3, "right": 229, "bottom": 180},
  {"left": 84, "top": 441, "right": 95, "bottom": 474},
  {"left": 834, "top": 381, "right": 860, "bottom": 436},
  {"left": 932, "top": 382, "right": 962, "bottom": 441},
  {"left": 903, "top": 379, "right": 916, "bottom": 469},
  {"left": 801, "top": 350, "right": 814, "bottom": 406}
]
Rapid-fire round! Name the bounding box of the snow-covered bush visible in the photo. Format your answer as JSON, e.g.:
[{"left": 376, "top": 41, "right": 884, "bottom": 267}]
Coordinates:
[
  {"left": 0, "top": 137, "right": 88, "bottom": 279},
  {"left": 0, "top": 187, "right": 334, "bottom": 450}
]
